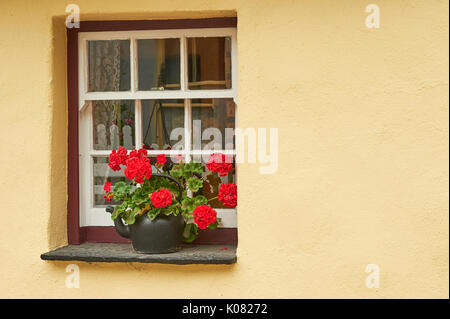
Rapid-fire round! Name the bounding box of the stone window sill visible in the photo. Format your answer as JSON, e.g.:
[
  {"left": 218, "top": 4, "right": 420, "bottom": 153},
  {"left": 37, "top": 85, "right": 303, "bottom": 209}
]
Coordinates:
[{"left": 41, "top": 243, "right": 237, "bottom": 265}]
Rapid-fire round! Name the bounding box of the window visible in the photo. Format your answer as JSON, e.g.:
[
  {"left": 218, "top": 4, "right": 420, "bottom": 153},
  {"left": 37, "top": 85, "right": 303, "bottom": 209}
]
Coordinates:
[{"left": 73, "top": 22, "right": 237, "bottom": 244}]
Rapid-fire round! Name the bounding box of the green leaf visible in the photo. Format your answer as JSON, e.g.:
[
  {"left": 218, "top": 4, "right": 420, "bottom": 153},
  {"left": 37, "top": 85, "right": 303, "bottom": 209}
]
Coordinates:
[
  {"left": 170, "top": 164, "right": 183, "bottom": 178},
  {"left": 187, "top": 177, "right": 203, "bottom": 192},
  {"left": 208, "top": 220, "right": 220, "bottom": 230},
  {"left": 161, "top": 207, "right": 174, "bottom": 216},
  {"left": 192, "top": 162, "right": 203, "bottom": 174},
  {"left": 181, "top": 198, "right": 196, "bottom": 213},
  {"left": 147, "top": 208, "right": 160, "bottom": 220},
  {"left": 188, "top": 161, "right": 203, "bottom": 174},
  {"left": 182, "top": 168, "right": 193, "bottom": 179},
  {"left": 182, "top": 161, "right": 203, "bottom": 179},
  {"left": 133, "top": 207, "right": 141, "bottom": 215},
  {"left": 113, "top": 181, "right": 131, "bottom": 198},
  {"left": 194, "top": 195, "right": 208, "bottom": 206},
  {"left": 131, "top": 188, "right": 147, "bottom": 206},
  {"left": 112, "top": 202, "right": 128, "bottom": 220},
  {"left": 125, "top": 212, "right": 135, "bottom": 224}
]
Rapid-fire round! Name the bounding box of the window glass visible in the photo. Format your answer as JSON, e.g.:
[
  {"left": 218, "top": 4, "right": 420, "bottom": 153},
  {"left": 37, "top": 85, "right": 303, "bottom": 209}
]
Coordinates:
[
  {"left": 137, "top": 39, "right": 181, "bottom": 91},
  {"left": 93, "top": 156, "right": 127, "bottom": 207},
  {"left": 187, "top": 37, "right": 232, "bottom": 90},
  {"left": 92, "top": 100, "right": 135, "bottom": 150},
  {"left": 192, "top": 98, "right": 235, "bottom": 150},
  {"left": 88, "top": 40, "right": 131, "bottom": 92},
  {"left": 141, "top": 99, "right": 184, "bottom": 151}
]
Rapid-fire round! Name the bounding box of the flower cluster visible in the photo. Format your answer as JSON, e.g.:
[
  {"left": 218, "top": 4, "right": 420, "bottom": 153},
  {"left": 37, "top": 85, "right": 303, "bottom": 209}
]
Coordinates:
[
  {"left": 108, "top": 147, "right": 153, "bottom": 184},
  {"left": 103, "top": 181, "right": 114, "bottom": 201},
  {"left": 156, "top": 154, "right": 167, "bottom": 167},
  {"left": 192, "top": 205, "right": 217, "bottom": 229},
  {"left": 124, "top": 149, "right": 152, "bottom": 183},
  {"left": 107, "top": 147, "right": 153, "bottom": 184},
  {"left": 105, "top": 149, "right": 237, "bottom": 243},
  {"left": 104, "top": 181, "right": 112, "bottom": 193},
  {"left": 150, "top": 188, "right": 172, "bottom": 208},
  {"left": 218, "top": 183, "right": 237, "bottom": 208},
  {"left": 108, "top": 146, "right": 128, "bottom": 171},
  {"left": 206, "top": 153, "right": 233, "bottom": 177}
]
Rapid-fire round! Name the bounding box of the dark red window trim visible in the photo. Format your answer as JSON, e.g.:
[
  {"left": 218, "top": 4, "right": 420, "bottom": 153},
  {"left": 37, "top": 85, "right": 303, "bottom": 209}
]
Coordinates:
[{"left": 67, "top": 18, "right": 238, "bottom": 245}]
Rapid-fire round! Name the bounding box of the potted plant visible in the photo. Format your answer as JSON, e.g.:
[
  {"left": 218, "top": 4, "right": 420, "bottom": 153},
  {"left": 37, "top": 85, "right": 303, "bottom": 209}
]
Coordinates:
[{"left": 104, "top": 147, "right": 237, "bottom": 254}]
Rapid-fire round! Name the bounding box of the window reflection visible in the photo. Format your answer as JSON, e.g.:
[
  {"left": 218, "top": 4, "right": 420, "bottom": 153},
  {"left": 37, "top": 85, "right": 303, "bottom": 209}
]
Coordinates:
[
  {"left": 88, "top": 40, "right": 131, "bottom": 92},
  {"left": 192, "top": 98, "right": 235, "bottom": 150},
  {"left": 93, "top": 156, "right": 127, "bottom": 207},
  {"left": 137, "top": 39, "right": 180, "bottom": 91},
  {"left": 187, "top": 37, "right": 232, "bottom": 90},
  {"left": 141, "top": 100, "right": 184, "bottom": 150},
  {"left": 92, "top": 100, "right": 135, "bottom": 150}
]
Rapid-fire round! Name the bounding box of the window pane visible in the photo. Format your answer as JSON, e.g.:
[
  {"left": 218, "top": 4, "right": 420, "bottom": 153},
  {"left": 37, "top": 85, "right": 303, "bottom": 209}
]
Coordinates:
[
  {"left": 187, "top": 37, "right": 232, "bottom": 90},
  {"left": 141, "top": 100, "right": 184, "bottom": 150},
  {"left": 88, "top": 40, "right": 131, "bottom": 92},
  {"left": 93, "top": 156, "right": 128, "bottom": 207},
  {"left": 137, "top": 39, "right": 181, "bottom": 91},
  {"left": 192, "top": 155, "right": 236, "bottom": 209},
  {"left": 92, "top": 100, "right": 135, "bottom": 150},
  {"left": 192, "top": 98, "right": 235, "bottom": 150}
]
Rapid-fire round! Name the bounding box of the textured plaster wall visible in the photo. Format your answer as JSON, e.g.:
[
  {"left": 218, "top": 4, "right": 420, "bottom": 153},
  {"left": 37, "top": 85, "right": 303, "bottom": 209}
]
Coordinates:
[{"left": 0, "top": 0, "right": 448, "bottom": 298}]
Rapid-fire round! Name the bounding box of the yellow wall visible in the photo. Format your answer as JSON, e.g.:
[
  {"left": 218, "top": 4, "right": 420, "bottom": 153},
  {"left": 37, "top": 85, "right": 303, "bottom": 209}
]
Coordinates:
[{"left": 0, "top": 0, "right": 448, "bottom": 298}]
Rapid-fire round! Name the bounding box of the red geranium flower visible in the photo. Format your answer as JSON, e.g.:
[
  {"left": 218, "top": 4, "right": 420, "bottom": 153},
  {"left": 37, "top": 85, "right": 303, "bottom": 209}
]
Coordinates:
[
  {"left": 151, "top": 188, "right": 172, "bottom": 208},
  {"left": 108, "top": 146, "right": 128, "bottom": 171},
  {"left": 103, "top": 181, "right": 112, "bottom": 193},
  {"left": 124, "top": 148, "right": 152, "bottom": 183},
  {"left": 206, "top": 153, "right": 233, "bottom": 177},
  {"left": 128, "top": 148, "right": 148, "bottom": 159},
  {"left": 156, "top": 154, "right": 167, "bottom": 166},
  {"left": 104, "top": 193, "right": 114, "bottom": 201},
  {"left": 218, "top": 183, "right": 237, "bottom": 208},
  {"left": 117, "top": 146, "right": 128, "bottom": 161},
  {"left": 125, "top": 157, "right": 152, "bottom": 183},
  {"left": 193, "top": 205, "right": 217, "bottom": 229}
]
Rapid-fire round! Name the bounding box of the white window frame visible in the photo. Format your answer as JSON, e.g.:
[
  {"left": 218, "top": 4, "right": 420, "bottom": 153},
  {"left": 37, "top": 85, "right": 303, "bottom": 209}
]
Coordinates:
[{"left": 78, "top": 28, "right": 237, "bottom": 228}]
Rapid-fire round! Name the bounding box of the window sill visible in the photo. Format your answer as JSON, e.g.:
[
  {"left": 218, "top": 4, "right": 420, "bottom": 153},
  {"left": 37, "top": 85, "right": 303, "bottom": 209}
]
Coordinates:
[{"left": 41, "top": 243, "right": 236, "bottom": 265}]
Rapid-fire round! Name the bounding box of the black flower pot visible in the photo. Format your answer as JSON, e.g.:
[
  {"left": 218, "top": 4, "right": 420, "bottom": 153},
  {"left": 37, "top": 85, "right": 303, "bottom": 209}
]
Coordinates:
[
  {"left": 108, "top": 212, "right": 185, "bottom": 253},
  {"left": 106, "top": 173, "right": 185, "bottom": 254}
]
